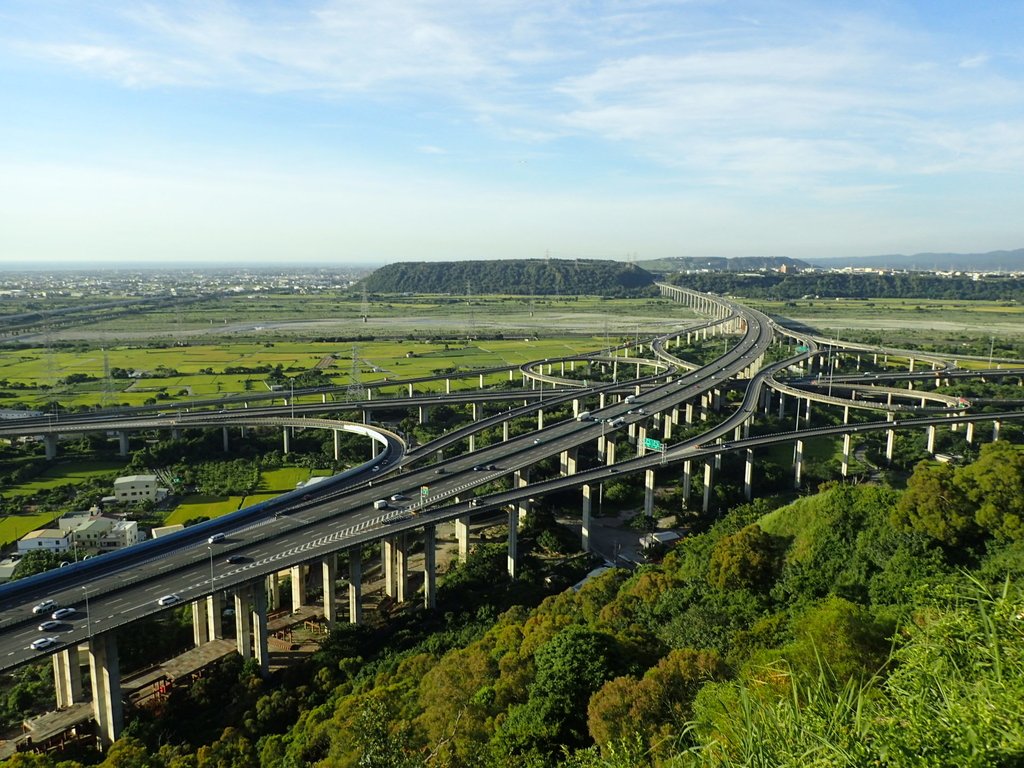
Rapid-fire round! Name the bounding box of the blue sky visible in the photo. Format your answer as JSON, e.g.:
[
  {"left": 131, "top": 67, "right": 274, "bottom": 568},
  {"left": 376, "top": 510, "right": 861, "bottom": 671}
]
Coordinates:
[{"left": 1, "top": 0, "right": 1023, "bottom": 266}]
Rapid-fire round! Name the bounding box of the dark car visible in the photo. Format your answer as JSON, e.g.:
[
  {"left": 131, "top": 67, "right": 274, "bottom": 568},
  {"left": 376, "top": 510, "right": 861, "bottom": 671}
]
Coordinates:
[{"left": 226, "top": 554, "right": 249, "bottom": 565}]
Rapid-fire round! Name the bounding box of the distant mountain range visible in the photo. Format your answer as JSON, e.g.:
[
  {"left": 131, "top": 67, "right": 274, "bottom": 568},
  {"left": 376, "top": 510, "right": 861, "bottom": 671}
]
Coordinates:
[{"left": 810, "top": 248, "right": 1024, "bottom": 272}]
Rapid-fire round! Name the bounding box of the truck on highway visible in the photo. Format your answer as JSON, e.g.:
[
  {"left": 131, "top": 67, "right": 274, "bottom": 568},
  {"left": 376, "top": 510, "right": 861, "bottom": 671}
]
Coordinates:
[
  {"left": 576, "top": 411, "right": 592, "bottom": 421},
  {"left": 624, "top": 394, "right": 637, "bottom": 404},
  {"left": 608, "top": 417, "right": 626, "bottom": 428},
  {"left": 373, "top": 499, "right": 388, "bottom": 510}
]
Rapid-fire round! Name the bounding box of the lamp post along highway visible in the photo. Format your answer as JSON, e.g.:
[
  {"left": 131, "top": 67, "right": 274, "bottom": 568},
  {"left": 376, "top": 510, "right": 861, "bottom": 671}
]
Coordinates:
[
  {"left": 208, "top": 546, "right": 214, "bottom": 587},
  {"left": 82, "top": 586, "right": 92, "bottom": 639}
]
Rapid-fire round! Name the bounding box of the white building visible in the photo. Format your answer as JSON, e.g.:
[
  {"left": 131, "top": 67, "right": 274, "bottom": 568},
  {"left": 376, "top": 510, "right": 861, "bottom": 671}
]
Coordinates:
[
  {"left": 69, "top": 516, "right": 144, "bottom": 553},
  {"left": 17, "top": 529, "right": 70, "bottom": 554},
  {"left": 113, "top": 475, "right": 167, "bottom": 502}
]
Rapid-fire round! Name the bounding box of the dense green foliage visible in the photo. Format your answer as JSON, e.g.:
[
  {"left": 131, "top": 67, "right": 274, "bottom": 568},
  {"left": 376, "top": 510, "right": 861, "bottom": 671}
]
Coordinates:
[
  {"left": 362, "top": 259, "right": 656, "bottom": 296},
  {"left": 669, "top": 271, "right": 1024, "bottom": 300}
]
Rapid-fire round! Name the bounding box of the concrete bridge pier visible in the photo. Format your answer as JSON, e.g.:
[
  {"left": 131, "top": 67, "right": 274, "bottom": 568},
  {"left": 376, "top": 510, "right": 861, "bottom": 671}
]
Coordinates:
[
  {"left": 348, "top": 551, "right": 363, "bottom": 624},
  {"left": 234, "top": 586, "right": 253, "bottom": 660},
  {"left": 222, "top": 427, "right": 230, "bottom": 453},
  {"left": 408, "top": 383, "right": 414, "bottom": 397},
  {"left": 282, "top": 427, "right": 291, "bottom": 454},
  {"left": 581, "top": 484, "right": 592, "bottom": 552},
  {"left": 537, "top": 409, "right": 545, "bottom": 430},
  {"left": 842, "top": 433, "right": 852, "bottom": 477},
  {"left": 804, "top": 397, "right": 812, "bottom": 425},
  {"left": 685, "top": 401, "right": 694, "bottom": 424},
  {"left": 643, "top": 469, "right": 655, "bottom": 516},
  {"left": 53, "top": 647, "right": 83, "bottom": 710},
  {"left": 699, "top": 394, "right": 709, "bottom": 422},
  {"left": 886, "top": 424, "right": 895, "bottom": 465},
  {"left": 663, "top": 412, "right": 673, "bottom": 440},
  {"left": 445, "top": 378, "right": 451, "bottom": 394},
  {"left": 514, "top": 469, "right": 531, "bottom": 525},
  {"left": 290, "top": 564, "right": 310, "bottom": 609},
  {"left": 382, "top": 539, "right": 396, "bottom": 599},
  {"left": 744, "top": 449, "right": 754, "bottom": 501},
  {"left": 778, "top": 392, "right": 786, "bottom": 418},
  {"left": 395, "top": 534, "right": 409, "bottom": 603},
  {"left": 507, "top": 508, "right": 518, "bottom": 579},
  {"left": 266, "top": 574, "right": 279, "bottom": 612},
  {"left": 418, "top": 405, "right": 430, "bottom": 424},
  {"left": 794, "top": 440, "right": 804, "bottom": 489},
  {"left": 117, "top": 431, "right": 130, "bottom": 457},
  {"left": 702, "top": 461, "right": 714, "bottom": 513},
  {"left": 993, "top": 420, "right": 1001, "bottom": 442},
  {"left": 44, "top": 433, "right": 57, "bottom": 461},
  {"left": 681, "top": 460, "right": 692, "bottom": 507},
  {"left": 966, "top": 421, "right": 975, "bottom": 445},
  {"left": 605, "top": 440, "right": 616, "bottom": 466},
  {"left": 88, "top": 631, "right": 122, "bottom": 749},
  {"left": 192, "top": 600, "right": 210, "bottom": 646},
  {"left": 927, "top": 425, "right": 936, "bottom": 455},
  {"left": 561, "top": 447, "right": 578, "bottom": 476},
  {"left": 479, "top": 373, "right": 485, "bottom": 388},
  {"left": 252, "top": 584, "right": 270, "bottom": 677},
  {"left": 637, "top": 426, "right": 647, "bottom": 456},
  {"left": 322, "top": 554, "right": 337, "bottom": 627},
  {"left": 334, "top": 430, "right": 341, "bottom": 462},
  {"left": 843, "top": 406, "right": 850, "bottom": 425},
  {"left": 503, "top": 420, "right": 510, "bottom": 442},
  {"left": 423, "top": 525, "right": 437, "bottom": 609},
  {"left": 455, "top": 515, "right": 470, "bottom": 562}
]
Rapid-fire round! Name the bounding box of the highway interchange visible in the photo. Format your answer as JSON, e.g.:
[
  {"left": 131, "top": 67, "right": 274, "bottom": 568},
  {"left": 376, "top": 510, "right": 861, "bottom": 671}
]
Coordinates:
[{"left": 0, "top": 285, "right": 1022, "bottom": 675}]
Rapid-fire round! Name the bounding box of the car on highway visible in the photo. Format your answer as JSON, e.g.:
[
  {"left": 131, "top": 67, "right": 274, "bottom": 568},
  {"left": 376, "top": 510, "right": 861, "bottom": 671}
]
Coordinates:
[
  {"left": 434, "top": 468, "right": 446, "bottom": 474},
  {"left": 38, "top": 620, "right": 62, "bottom": 632},
  {"left": 225, "top": 555, "right": 248, "bottom": 565},
  {"left": 533, "top": 438, "right": 542, "bottom": 444},
  {"left": 32, "top": 600, "right": 57, "bottom": 615},
  {"left": 157, "top": 594, "right": 182, "bottom": 607},
  {"left": 30, "top": 637, "right": 58, "bottom": 651},
  {"left": 51, "top": 608, "right": 75, "bottom": 620},
  {"left": 390, "top": 494, "right": 407, "bottom": 501},
  {"left": 472, "top": 465, "right": 486, "bottom": 471}
]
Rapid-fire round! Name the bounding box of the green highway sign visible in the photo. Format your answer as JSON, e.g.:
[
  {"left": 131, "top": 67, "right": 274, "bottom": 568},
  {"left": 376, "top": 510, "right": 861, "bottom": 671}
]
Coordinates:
[
  {"left": 643, "top": 437, "right": 664, "bottom": 451},
  {"left": 420, "top": 485, "right": 430, "bottom": 496},
  {"left": 796, "top": 345, "right": 809, "bottom": 352}
]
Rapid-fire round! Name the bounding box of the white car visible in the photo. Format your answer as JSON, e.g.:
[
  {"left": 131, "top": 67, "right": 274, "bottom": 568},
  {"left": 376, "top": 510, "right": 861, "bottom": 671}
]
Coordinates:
[
  {"left": 32, "top": 599, "right": 57, "bottom": 615},
  {"left": 51, "top": 607, "right": 76, "bottom": 620},
  {"left": 38, "top": 620, "right": 62, "bottom": 632},
  {"left": 157, "top": 594, "right": 182, "bottom": 606},
  {"left": 30, "top": 637, "right": 58, "bottom": 651}
]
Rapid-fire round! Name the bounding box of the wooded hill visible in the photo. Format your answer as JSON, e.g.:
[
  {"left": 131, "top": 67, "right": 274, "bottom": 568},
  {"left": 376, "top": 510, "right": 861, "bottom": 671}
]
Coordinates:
[{"left": 360, "top": 259, "right": 656, "bottom": 296}]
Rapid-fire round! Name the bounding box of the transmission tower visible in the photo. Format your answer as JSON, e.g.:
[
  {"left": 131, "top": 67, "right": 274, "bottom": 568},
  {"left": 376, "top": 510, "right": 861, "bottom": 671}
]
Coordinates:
[
  {"left": 361, "top": 286, "right": 369, "bottom": 323},
  {"left": 347, "top": 345, "right": 365, "bottom": 400},
  {"left": 101, "top": 348, "right": 113, "bottom": 407}
]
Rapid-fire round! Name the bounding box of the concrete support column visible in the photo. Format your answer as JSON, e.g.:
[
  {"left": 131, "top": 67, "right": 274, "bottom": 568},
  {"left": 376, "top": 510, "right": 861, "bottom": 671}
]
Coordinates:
[
  {"left": 681, "top": 460, "right": 692, "bottom": 508},
  {"left": 117, "top": 431, "right": 129, "bottom": 457},
  {"left": 886, "top": 428, "right": 895, "bottom": 465},
  {"left": 282, "top": 427, "right": 291, "bottom": 454},
  {"left": 581, "top": 484, "right": 592, "bottom": 552},
  {"left": 418, "top": 405, "right": 429, "bottom": 424},
  {"left": 251, "top": 583, "right": 269, "bottom": 678},
  {"left": 382, "top": 538, "right": 396, "bottom": 598},
  {"left": 514, "top": 469, "right": 531, "bottom": 525},
  {"left": 637, "top": 426, "right": 647, "bottom": 457},
  {"left": 348, "top": 551, "right": 363, "bottom": 624},
  {"left": 804, "top": 398, "right": 812, "bottom": 425},
  {"left": 192, "top": 599, "right": 210, "bottom": 647},
  {"left": 88, "top": 631, "right": 122, "bottom": 749},
  {"left": 395, "top": 534, "right": 409, "bottom": 603},
  {"left": 44, "top": 434, "right": 57, "bottom": 461},
  {"left": 841, "top": 433, "right": 851, "bottom": 478},
  {"left": 503, "top": 420, "right": 510, "bottom": 442},
  {"left": 234, "top": 586, "right": 253, "bottom": 659},
  {"left": 778, "top": 392, "right": 786, "bottom": 418},
  {"left": 605, "top": 440, "right": 616, "bottom": 466},
  {"left": 290, "top": 565, "right": 307, "bottom": 609},
  {"left": 744, "top": 449, "right": 754, "bottom": 501},
  {"left": 471, "top": 402, "right": 480, "bottom": 422},
  {"left": 322, "top": 555, "right": 337, "bottom": 626},
  {"left": 561, "top": 447, "right": 578, "bottom": 476},
  {"left": 966, "top": 421, "right": 975, "bottom": 444},
  {"left": 455, "top": 515, "right": 470, "bottom": 562},
  {"left": 333, "top": 430, "right": 341, "bottom": 462},
  {"left": 222, "top": 427, "right": 229, "bottom": 453},
  {"left": 423, "top": 525, "right": 437, "bottom": 610},
  {"left": 207, "top": 591, "right": 225, "bottom": 639},
  {"left": 507, "top": 507, "right": 518, "bottom": 579},
  {"left": 445, "top": 378, "right": 451, "bottom": 394},
  {"left": 572, "top": 398, "right": 580, "bottom": 418},
  {"left": 699, "top": 394, "right": 709, "bottom": 422},
  {"left": 685, "top": 401, "right": 694, "bottom": 424},
  {"left": 265, "top": 573, "right": 279, "bottom": 612},
  {"left": 927, "top": 425, "right": 936, "bottom": 454},
  {"left": 786, "top": 435, "right": 803, "bottom": 488},
  {"left": 479, "top": 373, "right": 485, "bottom": 388},
  {"left": 993, "top": 420, "right": 1001, "bottom": 442},
  {"left": 53, "top": 647, "right": 82, "bottom": 709},
  {"left": 663, "top": 412, "right": 673, "bottom": 440},
  {"left": 643, "top": 469, "right": 655, "bottom": 517},
  {"left": 537, "top": 409, "right": 544, "bottom": 430},
  {"left": 468, "top": 433, "right": 476, "bottom": 453},
  {"left": 702, "top": 461, "right": 714, "bottom": 513},
  {"left": 371, "top": 438, "right": 379, "bottom": 459}
]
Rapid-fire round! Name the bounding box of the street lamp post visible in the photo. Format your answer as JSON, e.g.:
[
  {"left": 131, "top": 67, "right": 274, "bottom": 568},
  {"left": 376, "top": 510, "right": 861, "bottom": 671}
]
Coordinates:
[
  {"left": 82, "top": 586, "right": 92, "bottom": 639},
  {"left": 208, "top": 546, "right": 215, "bottom": 587}
]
